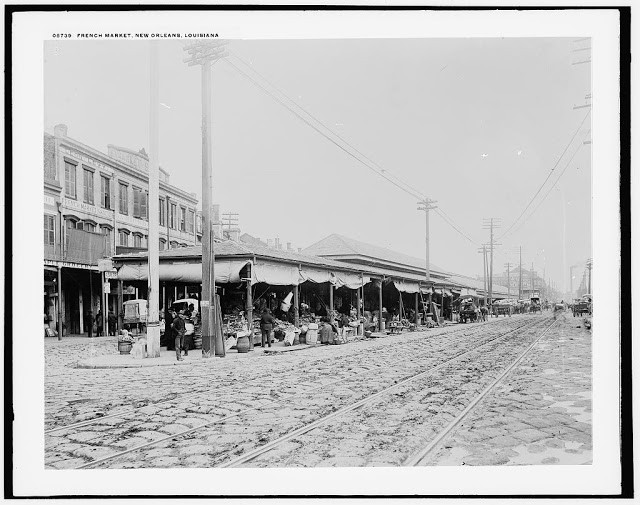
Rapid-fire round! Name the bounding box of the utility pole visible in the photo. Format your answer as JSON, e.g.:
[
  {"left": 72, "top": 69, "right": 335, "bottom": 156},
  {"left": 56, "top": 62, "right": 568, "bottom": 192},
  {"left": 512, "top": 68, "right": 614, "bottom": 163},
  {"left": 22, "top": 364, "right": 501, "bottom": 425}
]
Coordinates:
[
  {"left": 184, "top": 39, "right": 229, "bottom": 358},
  {"left": 586, "top": 258, "right": 592, "bottom": 294},
  {"left": 477, "top": 245, "right": 488, "bottom": 306},
  {"left": 504, "top": 262, "right": 511, "bottom": 299},
  {"left": 519, "top": 246, "right": 523, "bottom": 300},
  {"left": 482, "top": 218, "right": 501, "bottom": 308},
  {"left": 418, "top": 198, "right": 437, "bottom": 314},
  {"left": 146, "top": 41, "right": 161, "bottom": 358},
  {"left": 531, "top": 262, "right": 535, "bottom": 298}
]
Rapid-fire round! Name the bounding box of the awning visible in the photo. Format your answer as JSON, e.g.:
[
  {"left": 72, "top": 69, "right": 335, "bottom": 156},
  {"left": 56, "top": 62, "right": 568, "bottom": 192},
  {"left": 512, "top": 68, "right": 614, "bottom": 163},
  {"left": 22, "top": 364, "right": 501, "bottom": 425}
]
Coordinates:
[
  {"left": 420, "top": 286, "right": 434, "bottom": 295},
  {"left": 459, "top": 288, "right": 478, "bottom": 297},
  {"left": 394, "top": 279, "right": 421, "bottom": 293},
  {"left": 253, "top": 263, "right": 301, "bottom": 286},
  {"left": 299, "top": 267, "right": 332, "bottom": 284},
  {"left": 117, "top": 260, "right": 250, "bottom": 284},
  {"left": 335, "top": 272, "right": 369, "bottom": 289}
]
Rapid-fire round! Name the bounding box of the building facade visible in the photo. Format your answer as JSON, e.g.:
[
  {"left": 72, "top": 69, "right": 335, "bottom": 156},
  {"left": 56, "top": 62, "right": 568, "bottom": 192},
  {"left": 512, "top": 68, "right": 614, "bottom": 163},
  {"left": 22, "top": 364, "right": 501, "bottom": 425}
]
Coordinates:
[{"left": 44, "top": 124, "right": 201, "bottom": 336}]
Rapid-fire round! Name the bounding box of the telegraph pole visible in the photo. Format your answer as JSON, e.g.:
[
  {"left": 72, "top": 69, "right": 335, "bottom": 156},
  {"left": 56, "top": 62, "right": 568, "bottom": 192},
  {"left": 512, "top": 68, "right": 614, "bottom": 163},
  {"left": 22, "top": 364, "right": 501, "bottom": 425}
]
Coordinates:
[
  {"left": 184, "top": 39, "right": 228, "bottom": 358},
  {"left": 146, "top": 41, "right": 161, "bottom": 358},
  {"left": 477, "top": 245, "right": 488, "bottom": 306},
  {"left": 519, "top": 246, "right": 523, "bottom": 299},
  {"left": 586, "top": 258, "right": 592, "bottom": 294},
  {"left": 482, "top": 218, "right": 501, "bottom": 308},
  {"left": 504, "top": 262, "right": 511, "bottom": 299},
  {"left": 418, "top": 198, "right": 437, "bottom": 313}
]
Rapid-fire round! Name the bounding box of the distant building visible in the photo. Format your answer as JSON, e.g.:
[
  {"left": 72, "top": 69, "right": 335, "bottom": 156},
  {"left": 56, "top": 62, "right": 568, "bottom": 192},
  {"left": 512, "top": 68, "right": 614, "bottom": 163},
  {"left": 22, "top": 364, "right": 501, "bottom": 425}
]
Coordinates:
[
  {"left": 44, "top": 124, "right": 200, "bottom": 336},
  {"left": 492, "top": 267, "right": 546, "bottom": 299}
]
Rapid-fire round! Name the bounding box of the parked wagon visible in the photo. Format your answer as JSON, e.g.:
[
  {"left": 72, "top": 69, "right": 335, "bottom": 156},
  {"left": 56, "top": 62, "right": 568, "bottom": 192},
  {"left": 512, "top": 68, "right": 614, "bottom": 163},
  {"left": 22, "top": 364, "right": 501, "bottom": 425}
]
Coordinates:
[
  {"left": 459, "top": 299, "right": 479, "bottom": 323},
  {"left": 573, "top": 294, "right": 592, "bottom": 317}
]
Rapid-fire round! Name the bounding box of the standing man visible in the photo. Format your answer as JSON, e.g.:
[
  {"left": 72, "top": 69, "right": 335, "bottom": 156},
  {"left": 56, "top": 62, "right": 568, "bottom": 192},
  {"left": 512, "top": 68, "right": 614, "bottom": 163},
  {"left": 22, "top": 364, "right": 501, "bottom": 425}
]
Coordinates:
[
  {"left": 171, "top": 309, "right": 186, "bottom": 361},
  {"left": 84, "top": 310, "right": 93, "bottom": 338},
  {"left": 96, "top": 309, "right": 103, "bottom": 337},
  {"left": 108, "top": 308, "right": 117, "bottom": 336},
  {"left": 260, "top": 308, "right": 275, "bottom": 348}
]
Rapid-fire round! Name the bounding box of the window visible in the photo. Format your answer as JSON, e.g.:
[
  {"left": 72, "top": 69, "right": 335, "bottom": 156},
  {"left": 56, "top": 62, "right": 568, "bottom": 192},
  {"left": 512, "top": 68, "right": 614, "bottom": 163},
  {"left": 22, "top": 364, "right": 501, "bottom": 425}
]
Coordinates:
[
  {"left": 170, "top": 240, "right": 178, "bottom": 249},
  {"left": 44, "top": 215, "right": 55, "bottom": 245},
  {"left": 133, "top": 188, "right": 148, "bottom": 219},
  {"left": 101, "top": 176, "right": 111, "bottom": 209},
  {"left": 64, "top": 161, "right": 77, "bottom": 199},
  {"left": 101, "top": 226, "right": 112, "bottom": 243},
  {"left": 133, "top": 234, "right": 142, "bottom": 248},
  {"left": 180, "top": 207, "right": 186, "bottom": 231},
  {"left": 119, "top": 183, "right": 128, "bottom": 215},
  {"left": 118, "top": 230, "right": 129, "bottom": 247},
  {"left": 187, "top": 210, "right": 195, "bottom": 233},
  {"left": 66, "top": 219, "right": 76, "bottom": 230},
  {"left": 159, "top": 238, "right": 166, "bottom": 250},
  {"left": 159, "top": 198, "right": 166, "bottom": 226},
  {"left": 83, "top": 169, "right": 94, "bottom": 205},
  {"left": 170, "top": 203, "right": 177, "bottom": 229},
  {"left": 84, "top": 222, "right": 96, "bottom": 232}
]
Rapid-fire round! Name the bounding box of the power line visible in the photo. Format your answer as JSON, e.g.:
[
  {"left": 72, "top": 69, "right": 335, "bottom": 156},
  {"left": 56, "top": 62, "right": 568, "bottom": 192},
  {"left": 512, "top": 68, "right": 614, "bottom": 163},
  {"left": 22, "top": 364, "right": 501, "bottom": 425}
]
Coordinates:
[
  {"left": 227, "top": 52, "right": 427, "bottom": 200},
  {"left": 224, "top": 52, "right": 479, "bottom": 245},
  {"left": 223, "top": 57, "right": 426, "bottom": 201},
  {"left": 499, "top": 110, "right": 591, "bottom": 240},
  {"left": 506, "top": 135, "right": 586, "bottom": 238}
]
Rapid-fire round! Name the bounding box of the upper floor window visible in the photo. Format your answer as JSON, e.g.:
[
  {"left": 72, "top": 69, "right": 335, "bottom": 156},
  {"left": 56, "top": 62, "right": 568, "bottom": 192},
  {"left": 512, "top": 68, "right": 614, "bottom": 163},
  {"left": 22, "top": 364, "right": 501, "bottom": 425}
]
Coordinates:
[
  {"left": 170, "top": 240, "right": 178, "bottom": 249},
  {"left": 101, "top": 175, "right": 111, "bottom": 209},
  {"left": 180, "top": 207, "right": 186, "bottom": 232},
  {"left": 132, "top": 187, "right": 148, "bottom": 219},
  {"left": 133, "top": 234, "right": 142, "bottom": 248},
  {"left": 44, "top": 215, "right": 55, "bottom": 246},
  {"left": 83, "top": 169, "right": 94, "bottom": 205},
  {"left": 118, "top": 230, "right": 130, "bottom": 247},
  {"left": 159, "top": 198, "right": 166, "bottom": 226},
  {"left": 83, "top": 222, "right": 96, "bottom": 233},
  {"left": 159, "top": 238, "right": 166, "bottom": 250},
  {"left": 187, "top": 210, "right": 195, "bottom": 233},
  {"left": 119, "top": 183, "right": 128, "bottom": 215},
  {"left": 64, "top": 161, "right": 77, "bottom": 199},
  {"left": 170, "top": 203, "right": 177, "bottom": 229}
]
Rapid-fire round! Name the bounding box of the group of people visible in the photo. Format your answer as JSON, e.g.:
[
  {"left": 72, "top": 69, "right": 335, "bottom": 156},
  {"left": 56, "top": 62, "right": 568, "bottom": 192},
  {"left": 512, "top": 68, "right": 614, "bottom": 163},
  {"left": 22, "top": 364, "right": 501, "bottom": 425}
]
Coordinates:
[{"left": 83, "top": 309, "right": 118, "bottom": 338}]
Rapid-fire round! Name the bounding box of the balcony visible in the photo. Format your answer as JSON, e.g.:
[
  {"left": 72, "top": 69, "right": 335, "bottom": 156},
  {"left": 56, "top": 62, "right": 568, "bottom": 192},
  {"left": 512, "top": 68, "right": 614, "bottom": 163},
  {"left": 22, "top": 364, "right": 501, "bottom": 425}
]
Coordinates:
[{"left": 45, "top": 228, "right": 112, "bottom": 265}]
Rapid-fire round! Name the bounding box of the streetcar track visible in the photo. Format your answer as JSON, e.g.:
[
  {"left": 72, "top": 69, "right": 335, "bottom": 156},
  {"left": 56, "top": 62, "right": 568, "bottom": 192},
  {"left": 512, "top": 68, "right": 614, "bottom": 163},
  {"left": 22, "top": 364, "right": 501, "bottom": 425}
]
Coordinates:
[
  {"left": 45, "top": 317, "right": 515, "bottom": 435},
  {"left": 404, "top": 318, "right": 559, "bottom": 466},
  {"left": 49, "top": 316, "right": 543, "bottom": 469},
  {"left": 218, "top": 316, "right": 550, "bottom": 468}
]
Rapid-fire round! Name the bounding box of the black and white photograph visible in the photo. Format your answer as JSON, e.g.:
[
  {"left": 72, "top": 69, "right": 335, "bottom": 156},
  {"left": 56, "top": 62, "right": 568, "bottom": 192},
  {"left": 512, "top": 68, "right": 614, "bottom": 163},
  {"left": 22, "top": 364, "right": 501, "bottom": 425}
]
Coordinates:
[{"left": 9, "top": 5, "right": 629, "bottom": 498}]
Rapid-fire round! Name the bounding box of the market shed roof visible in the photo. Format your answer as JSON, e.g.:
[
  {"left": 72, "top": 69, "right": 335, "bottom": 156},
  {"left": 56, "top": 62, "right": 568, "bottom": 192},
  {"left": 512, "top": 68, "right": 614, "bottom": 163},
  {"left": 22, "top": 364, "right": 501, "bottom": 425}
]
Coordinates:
[
  {"left": 113, "top": 241, "right": 370, "bottom": 274},
  {"left": 303, "top": 234, "right": 450, "bottom": 277}
]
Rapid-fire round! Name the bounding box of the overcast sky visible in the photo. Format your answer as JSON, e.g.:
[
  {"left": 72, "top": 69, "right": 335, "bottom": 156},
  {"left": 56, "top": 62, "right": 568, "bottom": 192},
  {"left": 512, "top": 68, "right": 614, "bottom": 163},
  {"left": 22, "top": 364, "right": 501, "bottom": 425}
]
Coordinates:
[{"left": 44, "top": 38, "right": 591, "bottom": 289}]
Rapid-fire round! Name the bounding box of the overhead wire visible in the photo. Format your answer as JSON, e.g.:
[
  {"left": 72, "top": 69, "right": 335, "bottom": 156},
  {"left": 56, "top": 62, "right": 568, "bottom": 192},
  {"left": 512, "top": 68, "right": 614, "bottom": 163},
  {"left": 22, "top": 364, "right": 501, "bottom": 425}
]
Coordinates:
[
  {"left": 499, "top": 110, "right": 591, "bottom": 240},
  {"left": 223, "top": 51, "right": 480, "bottom": 245},
  {"left": 506, "top": 133, "right": 587, "bottom": 238}
]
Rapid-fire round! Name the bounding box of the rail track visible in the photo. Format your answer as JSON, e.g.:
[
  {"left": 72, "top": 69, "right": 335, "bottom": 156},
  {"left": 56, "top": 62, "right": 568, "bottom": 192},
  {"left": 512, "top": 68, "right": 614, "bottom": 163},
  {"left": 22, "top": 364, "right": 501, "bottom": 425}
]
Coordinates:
[
  {"left": 45, "top": 315, "right": 517, "bottom": 435},
  {"left": 50, "top": 315, "right": 552, "bottom": 469}
]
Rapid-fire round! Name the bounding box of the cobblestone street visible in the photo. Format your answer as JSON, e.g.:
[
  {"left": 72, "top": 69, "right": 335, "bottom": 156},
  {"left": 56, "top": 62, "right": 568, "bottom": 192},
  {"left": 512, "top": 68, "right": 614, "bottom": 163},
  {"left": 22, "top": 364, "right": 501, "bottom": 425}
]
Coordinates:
[{"left": 45, "top": 312, "right": 592, "bottom": 469}]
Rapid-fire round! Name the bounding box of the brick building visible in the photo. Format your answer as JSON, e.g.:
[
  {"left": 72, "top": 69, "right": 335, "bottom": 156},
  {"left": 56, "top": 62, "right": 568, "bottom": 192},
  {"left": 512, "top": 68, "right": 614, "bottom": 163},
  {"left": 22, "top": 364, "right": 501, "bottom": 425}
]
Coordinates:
[{"left": 44, "top": 124, "right": 201, "bottom": 336}]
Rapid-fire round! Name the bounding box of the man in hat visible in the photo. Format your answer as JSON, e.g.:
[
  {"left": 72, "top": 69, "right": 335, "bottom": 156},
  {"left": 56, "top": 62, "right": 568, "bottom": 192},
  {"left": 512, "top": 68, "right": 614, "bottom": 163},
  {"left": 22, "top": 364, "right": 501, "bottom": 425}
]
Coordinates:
[{"left": 171, "top": 309, "right": 186, "bottom": 361}]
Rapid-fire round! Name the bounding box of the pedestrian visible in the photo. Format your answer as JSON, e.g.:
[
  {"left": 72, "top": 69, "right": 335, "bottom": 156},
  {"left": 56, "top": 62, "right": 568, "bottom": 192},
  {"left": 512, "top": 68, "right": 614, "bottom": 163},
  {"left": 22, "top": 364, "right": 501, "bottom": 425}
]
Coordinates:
[
  {"left": 96, "top": 309, "right": 103, "bottom": 337},
  {"left": 84, "top": 310, "right": 93, "bottom": 338},
  {"left": 108, "top": 308, "right": 117, "bottom": 336},
  {"left": 260, "top": 308, "right": 275, "bottom": 348},
  {"left": 171, "top": 309, "right": 186, "bottom": 361}
]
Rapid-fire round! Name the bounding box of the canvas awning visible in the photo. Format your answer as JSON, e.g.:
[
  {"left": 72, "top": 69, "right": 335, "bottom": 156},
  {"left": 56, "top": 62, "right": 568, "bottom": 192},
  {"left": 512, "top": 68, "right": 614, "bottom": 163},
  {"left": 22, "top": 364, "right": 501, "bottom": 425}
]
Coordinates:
[
  {"left": 117, "top": 260, "right": 250, "bottom": 284},
  {"left": 299, "top": 267, "right": 332, "bottom": 284},
  {"left": 335, "top": 272, "right": 369, "bottom": 289},
  {"left": 393, "top": 279, "right": 421, "bottom": 294},
  {"left": 252, "top": 262, "right": 301, "bottom": 286}
]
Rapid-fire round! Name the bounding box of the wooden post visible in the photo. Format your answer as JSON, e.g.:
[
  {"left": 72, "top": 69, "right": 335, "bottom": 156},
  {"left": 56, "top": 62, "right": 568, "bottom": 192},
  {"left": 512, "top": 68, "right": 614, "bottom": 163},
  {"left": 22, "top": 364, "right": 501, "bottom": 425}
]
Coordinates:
[
  {"left": 102, "top": 272, "right": 108, "bottom": 337},
  {"left": 79, "top": 289, "right": 84, "bottom": 334},
  {"left": 415, "top": 291, "right": 419, "bottom": 325},
  {"left": 329, "top": 283, "right": 334, "bottom": 320},
  {"left": 293, "top": 283, "right": 299, "bottom": 327},
  {"left": 246, "top": 277, "right": 254, "bottom": 350},
  {"left": 57, "top": 266, "right": 63, "bottom": 340},
  {"left": 184, "top": 286, "right": 188, "bottom": 299},
  {"left": 378, "top": 278, "right": 384, "bottom": 331},
  {"left": 356, "top": 283, "right": 362, "bottom": 319},
  {"left": 117, "top": 279, "right": 123, "bottom": 333}
]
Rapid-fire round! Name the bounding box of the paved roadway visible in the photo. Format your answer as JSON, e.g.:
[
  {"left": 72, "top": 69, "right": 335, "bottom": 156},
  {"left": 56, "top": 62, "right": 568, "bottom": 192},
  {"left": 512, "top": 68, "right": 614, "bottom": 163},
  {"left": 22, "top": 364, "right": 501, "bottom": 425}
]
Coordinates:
[{"left": 45, "top": 312, "right": 591, "bottom": 469}]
